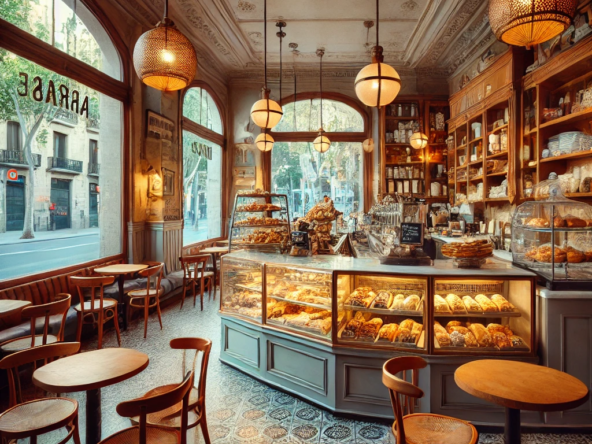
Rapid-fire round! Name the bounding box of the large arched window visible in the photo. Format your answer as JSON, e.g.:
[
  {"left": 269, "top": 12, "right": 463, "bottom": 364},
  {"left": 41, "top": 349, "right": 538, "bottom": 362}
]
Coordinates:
[
  {"left": 182, "top": 85, "right": 224, "bottom": 246},
  {"left": 270, "top": 93, "right": 369, "bottom": 219},
  {"left": 0, "top": 1, "right": 125, "bottom": 281}
]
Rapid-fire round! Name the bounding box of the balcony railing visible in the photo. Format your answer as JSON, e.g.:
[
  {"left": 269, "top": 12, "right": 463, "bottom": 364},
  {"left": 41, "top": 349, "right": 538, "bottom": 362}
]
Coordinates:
[
  {"left": 88, "top": 162, "right": 100, "bottom": 176},
  {"left": 53, "top": 108, "right": 79, "bottom": 126},
  {"left": 0, "top": 150, "right": 41, "bottom": 168},
  {"left": 47, "top": 156, "right": 83, "bottom": 173}
]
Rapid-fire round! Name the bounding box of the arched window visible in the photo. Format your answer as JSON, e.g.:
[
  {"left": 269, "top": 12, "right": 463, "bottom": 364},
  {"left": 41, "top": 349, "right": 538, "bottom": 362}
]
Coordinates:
[
  {"left": 0, "top": 0, "right": 125, "bottom": 281},
  {"left": 182, "top": 85, "right": 224, "bottom": 246},
  {"left": 269, "top": 93, "right": 369, "bottom": 219}
]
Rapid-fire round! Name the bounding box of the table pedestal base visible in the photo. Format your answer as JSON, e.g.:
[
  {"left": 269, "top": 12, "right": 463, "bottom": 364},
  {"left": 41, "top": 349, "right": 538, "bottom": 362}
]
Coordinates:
[
  {"left": 86, "top": 388, "right": 102, "bottom": 444},
  {"left": 505, "top": 407, "right": 521, "bottom": 444}
]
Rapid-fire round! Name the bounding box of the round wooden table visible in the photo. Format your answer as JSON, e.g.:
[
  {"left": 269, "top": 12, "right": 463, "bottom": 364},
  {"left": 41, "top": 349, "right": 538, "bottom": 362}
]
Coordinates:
[
  {"left": 0, "top": 300, "right": 31, "bottom": 318},
  {"left": 455, "top": 360, "right": 589, "bottom": 444},
  {"left": 94, "top": 264, "right": 148, "bottom": 330},
  {"left": 200, "top": 246, "right": 229, "bottom": 282},
  {"left": 33, "top": 348, "right": 149, "bottom": 444}
]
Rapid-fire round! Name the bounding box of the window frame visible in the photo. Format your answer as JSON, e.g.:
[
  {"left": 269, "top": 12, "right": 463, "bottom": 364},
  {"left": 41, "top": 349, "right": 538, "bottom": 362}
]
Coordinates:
[
  {"left": 180, "top": 81, "right": 227, "bottom": 248},
  {"left": 0, "top": 1, "right": 130, "bottom": 288},
  {"left": 7, "top": 121, "right": 22, "bottom": 151}
]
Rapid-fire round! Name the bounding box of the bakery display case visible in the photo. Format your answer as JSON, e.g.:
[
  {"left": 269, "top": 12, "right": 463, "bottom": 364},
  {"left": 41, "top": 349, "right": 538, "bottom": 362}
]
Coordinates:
[
  {"left": 432, "top": 278, "right": 533, "bottom": 354},
  {"left": 512, "top": 180, "right": 592, "bottom": 289},
  {"left": 220, "top": 256, "right": 264, "bottom": 321},
  {"left": 336, "top": 273, "right": 427, "bottom": 350},
  {"left": 265, "top": 265, "right": 336, "bottom": 341},
  {"left": 229, "top": 192, "right": 291, "bottom": 253}
]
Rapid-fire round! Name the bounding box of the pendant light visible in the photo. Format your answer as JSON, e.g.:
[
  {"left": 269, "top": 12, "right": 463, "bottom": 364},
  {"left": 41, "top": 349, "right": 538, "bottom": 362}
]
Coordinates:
[
  {"left": 362, "top": 138, "right": 375, "bottom": 153},
  {"left": 489, "top": 0, "right": 577, "bottom": 49},
  {"left": 354, "top": 0, "right": 401, "bottom": 108},
  {"left": 410, "top": 132, "right": 428, "bottom": 150},
  {"left": 250, "top": 0, "right": 283, "bottom": 129},
  {"left": 313, "top": 49, "right": 330, "bottom": 153},
  {"left": 132, "top": 0, "right": 197, "bottom": 92},
  {"left": 256, "top": 131, "right": 274, "bottom": 151}
]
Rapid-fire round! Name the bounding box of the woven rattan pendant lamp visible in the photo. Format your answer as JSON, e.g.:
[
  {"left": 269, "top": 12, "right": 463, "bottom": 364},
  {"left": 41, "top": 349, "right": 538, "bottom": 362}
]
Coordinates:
[
  {"left": 250, "top": 0, "right": 283, "bottom": 129},
  {"left": 354, "top": 0, "right": 401, "bottom": 108},
  {"left": 489, "top": 0, "right": 577, "bottom": 49},
  {"left": 132, "top": 0, "right": 197, "bottom": 92},
  {"left": 313, "top": 49, "right": 330, "bottom": 153}
]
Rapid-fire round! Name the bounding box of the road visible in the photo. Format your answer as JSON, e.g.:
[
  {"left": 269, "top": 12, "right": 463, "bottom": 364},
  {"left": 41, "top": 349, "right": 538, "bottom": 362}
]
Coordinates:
[{"left": 0, "top": 233, "right": 100, "bottom": 280}]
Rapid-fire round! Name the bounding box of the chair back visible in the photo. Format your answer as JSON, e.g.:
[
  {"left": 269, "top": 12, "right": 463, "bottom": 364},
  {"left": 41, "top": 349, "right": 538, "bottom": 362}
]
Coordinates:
[
  {"left": 69, "top": 275, "right": 115, "bottom": 315},
  {"left": 137, "top": 262, "right": 164, "bottom": 295},
  {"left": 179, "top": 255, "right": 210, "bottom": 279},
  {"left": 0, "top": 342, "right": 80, "bottom": 407},
  {"left": 117, "top": 371, "right": 194, "bottom": 444},
  {"left": 170, "top": 337, "right": 212, "bottom": 409},
  {"left": 20, "top": 293, "right": 71, "bottom": 346},
  {"left": 382, "top": 356, "right": 427, "bottom": 444}
]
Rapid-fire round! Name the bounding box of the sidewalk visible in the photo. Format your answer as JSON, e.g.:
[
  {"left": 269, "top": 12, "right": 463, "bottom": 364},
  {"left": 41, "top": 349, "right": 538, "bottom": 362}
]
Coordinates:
[{"left": 0, "top": 227, "right": 100, "bottom": 246}]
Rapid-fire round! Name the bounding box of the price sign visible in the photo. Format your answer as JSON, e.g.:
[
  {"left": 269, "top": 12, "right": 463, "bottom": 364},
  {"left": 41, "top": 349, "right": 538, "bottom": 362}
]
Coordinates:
[{"left": 400, "top": 223, "right": 424, "bottom": 246}]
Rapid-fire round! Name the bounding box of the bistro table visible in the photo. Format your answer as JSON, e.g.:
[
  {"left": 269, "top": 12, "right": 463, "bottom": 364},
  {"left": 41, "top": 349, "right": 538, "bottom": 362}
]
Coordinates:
[
  {"left": 33, "top": 347, "right": 149, "bottom": 444},
  {"left": 94, "top": 263, "right": 148, "bottom": 330},
  {"left": 0, "top": 300, "right": 31, "bottom": 319},
  {"left": 200, "top": 246, "right": 229, "bottom": 283},
  {"left": 455, "top": 360, "right": 589, "bottom": 444}
]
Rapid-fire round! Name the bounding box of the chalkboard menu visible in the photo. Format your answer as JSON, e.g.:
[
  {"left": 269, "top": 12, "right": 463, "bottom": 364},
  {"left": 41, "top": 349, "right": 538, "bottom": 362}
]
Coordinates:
[{"left": 400, "top": 223, "right": 424, "bottom": 246}]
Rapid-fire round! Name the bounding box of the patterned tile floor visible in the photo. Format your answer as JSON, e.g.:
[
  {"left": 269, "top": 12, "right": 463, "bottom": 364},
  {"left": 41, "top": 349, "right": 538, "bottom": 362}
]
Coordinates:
[{"left": 11, "top": 291, "right": 592, "bottom": 443}]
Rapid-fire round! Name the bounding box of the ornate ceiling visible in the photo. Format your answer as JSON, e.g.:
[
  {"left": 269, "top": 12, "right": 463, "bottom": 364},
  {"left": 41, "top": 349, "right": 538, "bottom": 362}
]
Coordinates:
[{"left": 114, "top": 0, "right": 496, "bottom": 90}]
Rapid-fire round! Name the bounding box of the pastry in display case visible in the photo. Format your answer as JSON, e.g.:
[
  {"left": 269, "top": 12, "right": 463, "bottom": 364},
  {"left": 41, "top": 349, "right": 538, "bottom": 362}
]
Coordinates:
[
  {"left": 265, "top": 265, "right": 337, "bottom": 340},
  {"left": 336, "top": 274, "right": 427, "bottom": 350},
  {"left": 221, "top": 257, "right": 264, "bottom": 320},
  {"left": 229, "top": 192, "right": 291, "bottom": 253},
  {"left": 432, "top": 279, "right": 532, "bottom": 353},
  {"left": 512, "top": 176, "right": 592, "bottom": 288}
]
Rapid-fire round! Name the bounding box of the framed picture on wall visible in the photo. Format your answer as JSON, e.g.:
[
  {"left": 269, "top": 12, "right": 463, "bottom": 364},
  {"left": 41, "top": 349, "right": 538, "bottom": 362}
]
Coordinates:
[
  {"left": 146, "top": 110, "right": 174, "bottom": 142},
  {"left": 162, "top": 168, "right": 175, "bottom": 196}
]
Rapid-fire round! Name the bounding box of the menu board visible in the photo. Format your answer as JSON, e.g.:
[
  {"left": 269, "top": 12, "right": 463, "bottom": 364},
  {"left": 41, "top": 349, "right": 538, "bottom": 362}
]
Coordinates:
[{"left": 400, "top": 223, "right": 424, "bottom": 246}]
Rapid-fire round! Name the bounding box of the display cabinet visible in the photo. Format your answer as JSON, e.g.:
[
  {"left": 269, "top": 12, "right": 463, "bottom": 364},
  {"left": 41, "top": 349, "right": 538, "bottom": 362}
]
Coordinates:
[
  {"left": 220, "top": 256, "right": 264, "bottom": 321},
  {"left": 228, "top": 193, "right": 291, "bottom": 253}
]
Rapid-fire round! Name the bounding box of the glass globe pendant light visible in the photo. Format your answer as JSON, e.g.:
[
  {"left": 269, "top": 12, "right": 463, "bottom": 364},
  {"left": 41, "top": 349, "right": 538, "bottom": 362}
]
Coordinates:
[
  {"left": 250, "top": 0, "right": 283, "bottom": 129},
  {"left": 362, "top": 138, "right": 375, "bottom": 153},
  {"left": 132, "top": 0, "right": 197, "bottom": 92},
  {"left": 313, "top": 49, "right": 330, "bottom": 153},
  {"left": 410, "top": 132, "right": 428, "bottom": 150},
  {"left": 354, "top": 0, "right": 401, "bottom": 108},
  {"left": 256, "top": 130, "right": 274, "bottom": 152},
  {"left": 489, "top": 0, "right": 577, "bottom": 49}
]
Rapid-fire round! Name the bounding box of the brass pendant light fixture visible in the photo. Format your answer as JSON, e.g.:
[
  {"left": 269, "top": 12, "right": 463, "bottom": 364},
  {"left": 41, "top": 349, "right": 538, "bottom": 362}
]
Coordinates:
[
  {"left": 354, "top": 0, "right": 401, "bottom": 108},
  {"left": 132, "top": 0, "right": 197, "bottom": 92},
  {"left": 410, "top": 132, "right": 429, "bottom": 150},
  {"left": 251, "top": 0, "right": 284, "bottom": 129},
  {"left": 313, "top": 49, "right": 330, "bottom": 154},
  {"left": 489, "top": 0, "right": 577, "bottom": 49}
]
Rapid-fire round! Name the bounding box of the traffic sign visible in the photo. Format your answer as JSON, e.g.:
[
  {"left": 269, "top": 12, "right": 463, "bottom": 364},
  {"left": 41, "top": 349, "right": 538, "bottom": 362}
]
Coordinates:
[{"left": 7, "top": 169, "right": 18, "bottom": 181}]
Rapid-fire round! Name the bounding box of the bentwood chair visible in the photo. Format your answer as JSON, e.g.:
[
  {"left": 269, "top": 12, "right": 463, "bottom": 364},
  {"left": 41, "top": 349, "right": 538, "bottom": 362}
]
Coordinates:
[
  {"left": 127, "top": 262, "right": 164, "bottom": 339},
  {"left": 382, "top": 356, "right": 478, "bottom": 444},
  {"left": 179, "top": 256, "right": 214, "bottom": 310},
  {"left": 69, "top": 275, "right": 121, "bottom": 350},
  {"left": 132, "top": 338, "right": 212, "bottom": 444},
  {"left": 0, "top": 342, "right": 81, "bottom": 443},
  {"left": 98, "top": 371, "right": 195, "bottom": 444},
  {"left": 0, "top": 294, "right": 71, "bottom": 354}
]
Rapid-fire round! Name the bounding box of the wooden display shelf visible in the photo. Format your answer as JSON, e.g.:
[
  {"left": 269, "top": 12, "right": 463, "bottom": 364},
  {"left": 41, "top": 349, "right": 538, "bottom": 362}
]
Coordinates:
[
  {"left": 487, "top": 171, "right": 508, "bottom": 177},
  {"left": 539, "top": 107, "right": 592, "bottom": 130},
  {"left": 456, "top": 144, "right": 467, "bottom": 150},
  {"left": 434, "top": 310, "right": 521, "bottom": 318},
  {"left": 565, "top": 192, "right": 592, "bottom": 198},
  {"left": 485, "top": 197, "right": 509, "bottom": 202},
  {"left": 469, "top": 176, "right": 484, "bottom": 182},
  {"left": 233, "top": 224, "right": 289, "bottom": 229},
  {"left": 386, "top": 116, "right": 417, "bottom": 120},
  {"left": 269, "top": 295, "right": 330, "bottom": 310},
  {"left": 489, "top": 123, "right": 508, "bottom": 134},
  {"left": 540, "top": 150, "right": 592, "bottom": 163},
  {"left": 468, "top": 137, "right": 482, "bottom": 145},
  {"left": 487, "top": 151, "right": 509, "bottom": 159},
  {"left": 468, "top": 159, "right": 483, "bottom": 166},
  {"left": 523, "top": 128, "right": 538, "bottom": 137}
]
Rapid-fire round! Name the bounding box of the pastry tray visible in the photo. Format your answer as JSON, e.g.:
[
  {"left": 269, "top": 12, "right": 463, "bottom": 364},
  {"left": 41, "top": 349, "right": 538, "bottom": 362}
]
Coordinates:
[
  {"left": 267, "top": 318, "right": 331, "bottom": 337},
  {"left": 343, "top": 304, "right": 423, "bottom": 317},
  {"left": 521, "top": 226, "right": 592, "bottom": 233},
  {"left": 232, "top": 283, "right": 263, "bottom": 293},
  {"left": 268, "top": 295, "right": 331, "bottom": 310},
  {"left": 337, "top": 323, "right": 423, "bottom": 348},
  {"left": 433, "top": 310, "right": 522, "bottom": 318}
]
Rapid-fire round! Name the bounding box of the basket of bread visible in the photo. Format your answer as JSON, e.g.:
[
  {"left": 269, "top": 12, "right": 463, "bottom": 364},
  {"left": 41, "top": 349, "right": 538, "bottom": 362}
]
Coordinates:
[{"left": 441, "top": 239, "right": 493, "bottom": 268}]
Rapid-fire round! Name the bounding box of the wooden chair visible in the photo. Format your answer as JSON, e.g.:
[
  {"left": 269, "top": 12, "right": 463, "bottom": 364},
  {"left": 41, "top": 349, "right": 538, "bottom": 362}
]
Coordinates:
[
  {"left": 383, "top": 356, "right": 478, "bottom": 444},
  {"left": 132, "top": 338, "right": 212, "bottom": 444},
  {"left": 98, "top": 371, "right": 194, "bottom": 444},
  {"left": 179, "top": 256, "right": 214, "bottom": 310},
  {"left": 69, "top": 275, "right": 121, "bottom": 350},
  {"left": 127, "top": 262, "right": 164, "bottom": 339},
  {"left": 0, "top": 342, "right": 81, "bottom": 443},
  {"left": 0, "top": 293, "right": 71, "bottom": 354}
]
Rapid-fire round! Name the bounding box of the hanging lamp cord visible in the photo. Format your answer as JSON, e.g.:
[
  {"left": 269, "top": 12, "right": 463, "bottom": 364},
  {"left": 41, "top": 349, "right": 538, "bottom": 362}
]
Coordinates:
[
  {"left": 376, "top": 0, "right": 379, "bottom": 47},
  {"left": 264, "top": 0, "right": 267, "bottom": 90},
  {"left": 320, "top": 51, "right": 323, "bottom": 130},
  {"left": 278, "top": 23, "right": 283, "bottom": 106}
]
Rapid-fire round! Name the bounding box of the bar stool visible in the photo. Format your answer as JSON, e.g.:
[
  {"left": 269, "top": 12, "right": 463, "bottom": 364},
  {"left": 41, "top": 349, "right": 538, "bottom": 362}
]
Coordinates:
[
  {"left": 69, "top": 275, "right": 121, "bottom": 350},
  {"left": 382, "top": 356, "right": 478, "bottom": 444},
  {"left": 0, "top": 342, "right": 81, "bottom": 442},
  {"left": 127, "top": 262, "right": 164, "bottom": 339},
  {"left": 179, "top": 255, "right": 214, "bottom": 310},
  {"left": 98, "top": 371, "right": 194, "bottom": 444},
  {"left": 0, "top": 293, "right": 71, "bottom": 354}
]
